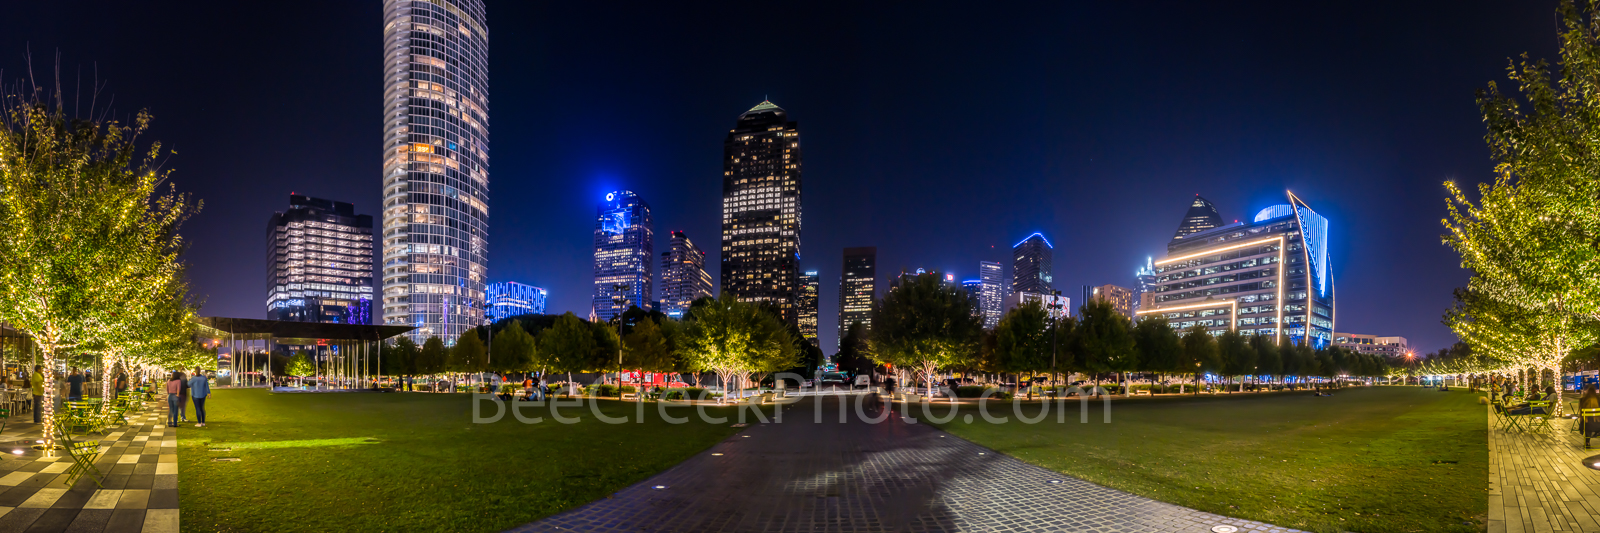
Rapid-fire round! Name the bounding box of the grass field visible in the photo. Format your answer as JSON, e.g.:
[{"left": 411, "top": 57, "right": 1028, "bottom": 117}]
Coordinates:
[
  {"left": 176, "top": 389, "right": 742, "bottom": 533},
  {"left": 936, "top": 386, "right": 1487, "bottom": 533}
]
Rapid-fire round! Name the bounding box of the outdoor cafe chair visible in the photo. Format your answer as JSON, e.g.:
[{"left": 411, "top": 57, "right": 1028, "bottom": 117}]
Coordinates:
[
  {"left": 1527, "top": 401, "right": 1555, "bottom": 433},
  {"left": 1493, "top": 402, "right": 1523, "bottom": 433},
  {"left": 1584, "top": 408, "right": 1600, "bottom": 450},
  {"left": 51, "top": 414, "right": 102, "bottom": 488}
]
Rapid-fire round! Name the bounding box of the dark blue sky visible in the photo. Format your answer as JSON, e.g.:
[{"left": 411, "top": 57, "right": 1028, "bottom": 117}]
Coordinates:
[{"left": 1, "top": 1, "right": 1559, "bottom": 354}]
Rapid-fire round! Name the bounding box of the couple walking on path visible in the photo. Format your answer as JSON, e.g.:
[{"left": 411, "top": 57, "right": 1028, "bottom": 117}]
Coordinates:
[{"left": 165, "top": 368, "right": 212, "bottom": 427}]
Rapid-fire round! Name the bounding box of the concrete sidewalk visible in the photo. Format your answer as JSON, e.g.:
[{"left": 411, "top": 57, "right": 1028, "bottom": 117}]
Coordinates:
[{"left": 509, "top": 394, "right": 1297, "bottom": 533}]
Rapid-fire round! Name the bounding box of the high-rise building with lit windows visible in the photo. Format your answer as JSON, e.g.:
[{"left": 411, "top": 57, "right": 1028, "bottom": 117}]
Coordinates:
[
  {"left": 1172, "top": 194, "right": 1224, "bottom": 241},
  {"left": 661, "top": 230, "right": 712, "bottom": 319},
  {"left": 486, "top": 281, "right": 546, "bottom": 320},
  {"left": 798, "top": 271, "right": 820, "bottom": 342},
  {"left": 721, "top": 100, "right": 803, "bottom": 323},
  {"left": 380, "top": 0, "right": 491, "bottom": 343},
  {"left": 838, "top": 247, "right": 876, "bottom": 347},
  {"left": 1082, "top": 284, "right": 1135, "bottom": 319},
  {"left": 1134, "top": 257, "right": 1157, "bottom": 312},
  {"left": 594, "top": 191, "right": 654, "bottom": 322},
  {"left": 1011, "top": 233, "right": 1054, "bottom": 295},
  {"left": 1138, "top": 191, "right": 1335, "bottom": 347},
  {"left": 267, "top": 195, "right": 374, "bottom": 324},
  {"left": 977, "top": 261, "right": 1004, "bottom": 329}
]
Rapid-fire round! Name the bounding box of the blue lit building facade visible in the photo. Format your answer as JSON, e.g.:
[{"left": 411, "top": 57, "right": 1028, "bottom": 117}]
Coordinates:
[
  {"left": 1138, "top": 191, "right": 1334, "bottom": 347},
  {"left": 486, "top": 281, "right": 547, "bottom": 320},
  {"left": 266, "top": 195, "right": 374, "bottom": 324},
  {"left": 1011, "top": 233, "right": 1054, "bottom": 295},
  {"left": 593, "top": 191, "right": 653, "bottom": 322}
]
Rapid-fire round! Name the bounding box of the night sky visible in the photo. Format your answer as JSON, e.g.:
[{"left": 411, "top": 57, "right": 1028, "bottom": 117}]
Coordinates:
[{"left": 0, "top": 1, "right": 1562, "bottom": 354}]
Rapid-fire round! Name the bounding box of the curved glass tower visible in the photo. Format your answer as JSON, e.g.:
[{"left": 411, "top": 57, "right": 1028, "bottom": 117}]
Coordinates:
[{"left": 380, "top": 0, "right": 491, "bottom": 344}]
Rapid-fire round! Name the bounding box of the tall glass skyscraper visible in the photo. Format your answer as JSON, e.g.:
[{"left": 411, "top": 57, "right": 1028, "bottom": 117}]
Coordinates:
[
  {"left": 1011, "top": 233, "right": 1054, "bottom": 295},
  {"left": 660, "top": 230, "right": 712, "bottom": 319},
  {"left": 838, "top": 247, "right": 876, "bottom": 347},
  {"left": 266, "top": 195, "right": 374, "bottom": 324},
  {"left": 797, "top": 271, "right": 820, "bottom": 342},
  {"left": 1140, "top": 191, "right": 1335, "bottom": 347},
  {"left": 722, "top": 100, "right": 803, "bottom": 323},
  {"left": 380, "top": 0, "right": 491, "bottom": 344},
  {"left": 594, "top": 191, "right": 654, "bottom": 322},
  {"left": 1172, "top": 195, "right": 1224, "bottom": 241},
  {"left": 977, "top": 261, "right": 1004, "bottom": 329}
]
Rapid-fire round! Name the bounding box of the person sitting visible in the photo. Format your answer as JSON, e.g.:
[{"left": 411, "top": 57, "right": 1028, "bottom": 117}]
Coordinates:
[
  {"left": 1581, "top": 384, "right": 1600, "bottom": 447},
  {"left": 1507, "top": 390, "right": 1549, "bottom": 415}
]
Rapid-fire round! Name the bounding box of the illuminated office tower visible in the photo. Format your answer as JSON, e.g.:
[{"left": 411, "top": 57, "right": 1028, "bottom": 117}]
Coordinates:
[
  {"left": 977, "top": 261, "right": 1004, "bottom": 329},
  {"left": 1082, "top": 284, "right": 1135, "bottom": 319},
  {"left": 1139, "top": 191, "right": 1335, "bottom": 347},
  {"left": 797, "top": 271, "right": 820, "bottom": 342},
  {"left": 486, "top": 282, "right": 547, "bottom": 319},
  {"left": 379, "top": 0, "right": 491, "bottom": 343},
  {"left": 1011, "top": 233, "right": 1054, "bottom": 295},
  {"left": 1172, "top": 194, "right": 1224, "bottom": 241},
  {"left": 593, "top": 191, "right": 654, "bottom": 321},
  {"left": 266, "top": 194, "right": 374, "bottom": 324},
  {"left": 838, "top": 247, "right": 876, "bottom": 347},
  {"left": 1134, "top": 257, "right": 1157, "bottom": 312},
  {"left": 721, "top": 100, "right": 803, "bottom": 323},
  {"left": 661, "top": 231, "right": 713, "bottom": 319},
  {"left": 962, "top": 279, "right": 984, "bottom": 321}
]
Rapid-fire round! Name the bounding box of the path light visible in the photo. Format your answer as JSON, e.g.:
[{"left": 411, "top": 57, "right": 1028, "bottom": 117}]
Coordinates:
[
  {"left": 652, "top": 485, "right": 667, "bottom": 490},
  {"left": 1211, "top": 526, "right": 1239, "bottom": 533},
  {"left": 978, "top": 452, "right": 986, "bottom": 455},
  {"left": 10, "top": 450, "right": 21, "bottom": 455},
  {"left": 711, "top": 453, "right": 724, "bottom": 456},
  {"left": 1048, "top": 480, "right": 1062, "bottom": 484},
  {"left": 1583, "top": 455, "right": 1600, "bottom": 471}
]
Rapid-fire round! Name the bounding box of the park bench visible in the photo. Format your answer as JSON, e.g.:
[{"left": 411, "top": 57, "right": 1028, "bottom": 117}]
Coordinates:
[
  {"left": 1133, "top": 390, "right": 1152, "bottom": 397},
  {"left": 903, "top": 393, "right": 922, "bottom": 402},
  {"left": 620, "top": 392, "right": 638, "bottom": 401},
  {"left": 52, "top": 414, "right": 103, "bottom": 488},
  {"left": 759, "top": 392, "right": 775, "bottom": 404}
]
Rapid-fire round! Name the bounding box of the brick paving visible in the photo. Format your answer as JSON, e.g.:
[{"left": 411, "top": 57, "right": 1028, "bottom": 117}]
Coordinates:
[
  {"left": 0, "top": 398, "right": 178, "bottom": 533},
  {"left": 510, "top": 394, "right": 1298, "bottom": 533},
  {"left": 1488, "top": 401, "right": 1600, "bottom": 533}
]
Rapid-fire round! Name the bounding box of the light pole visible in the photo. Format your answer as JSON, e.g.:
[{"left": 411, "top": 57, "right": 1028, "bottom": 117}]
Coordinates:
[
  {"left": 1048, "top": 290, "right": 1064, "bottom": 398},
  {"left": 611, "top": 283, "right": 630, "bottom": 394}
]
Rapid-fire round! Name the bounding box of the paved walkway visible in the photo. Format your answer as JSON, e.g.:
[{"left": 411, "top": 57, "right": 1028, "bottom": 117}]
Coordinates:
[
  {"left": 0, "top": 399, "right": 178, "bottom": 533},
  {"left": 510, "top": 395, "right": 1297, "bottom": 533},
  {"left": 1488, "top": 402, "right": 1600, "bottom": 533}
]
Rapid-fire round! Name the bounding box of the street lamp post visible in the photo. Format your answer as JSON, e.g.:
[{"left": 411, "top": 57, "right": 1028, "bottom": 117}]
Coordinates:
[
  {"left": 1048, "top": 290, "right": 1063, "bottom": 398},
  {"left": 611, "top": 283, "right": 630, "bottom": 395}
]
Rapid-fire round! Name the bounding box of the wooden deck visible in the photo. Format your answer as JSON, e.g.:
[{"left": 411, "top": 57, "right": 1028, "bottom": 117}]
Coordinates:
[{"left": 1490, "top": 404, "right": 1600, "bottom": 532}]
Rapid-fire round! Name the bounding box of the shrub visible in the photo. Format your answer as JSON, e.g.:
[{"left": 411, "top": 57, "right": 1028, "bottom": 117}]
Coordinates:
[
  {"left": 661, "top": 387, "right": 709, "bottom": 401},
  {"left": 583, "top": 384, "right": 638, "bottom": 397},
  {"left": 954, "top": 385, "right": 1012, "bottom": 400}
]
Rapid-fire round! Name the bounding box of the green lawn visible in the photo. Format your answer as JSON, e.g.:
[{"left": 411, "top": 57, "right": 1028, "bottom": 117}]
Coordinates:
[
  {"left": 936, "top": 386, "right": 1487, "bottom": 533},
  {"left": 176, "top": 389, "right": 742, "bottom": 533}
]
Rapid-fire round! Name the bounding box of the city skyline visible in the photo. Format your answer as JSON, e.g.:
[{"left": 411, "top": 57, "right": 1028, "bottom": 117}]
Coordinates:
[{"left": 2, "top": 0, "right": 1555, "bottom": 354}]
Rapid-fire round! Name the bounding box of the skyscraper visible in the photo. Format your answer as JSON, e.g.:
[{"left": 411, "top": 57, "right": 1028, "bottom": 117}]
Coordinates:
[
  {"left": 1171, "top": 194, "right": 1224, "bottom": 241},
  {"left": 1139, "top": 191, "right": 1335, "bottom": 347},
  {"left": 798, "top": 271, "right": 820, "bottom": 342},
  {"left": 1134, "top": 257, "right": 1157, "bottom": 313},
  {"left": 660, "top": 230, "right": 713, "bottom": 319},
  {"left": 721, "top": 100, "right": 803, "bottom": 323},
  {"left": 266, "top": 194, "right": 374, "bottom": 324},
  {"left": 380, "top": 0, "right": 491, "bottom": 343},
  {"left": 593, "top": 191, "right": 653, "bottom": 322},
  {"left": 1083, "top": 284, "right": 1135, "bottom": 319},
  {"left": 978, "top": 261, "right": 1004, "bottom": 329},
  {"left": 838, "top": 247, "right": 877, "bottom": 347},
  {"left": 486, "top": 282, "right": 547, "bottom": 320},
  {"left": 961, "top": 279, "right": 984, "bottom": 322},
  {"left": 1011, "top": 233, "right": 1054, "bottom": 295}
]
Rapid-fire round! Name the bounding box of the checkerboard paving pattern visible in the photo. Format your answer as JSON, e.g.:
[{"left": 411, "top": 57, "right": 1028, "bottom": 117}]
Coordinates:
[
  {"left": 511, "top": 395, "right": 1299, "bottom": 533},
  {"left": 0, "top": 399, "right": 179, "bottom": 533}
]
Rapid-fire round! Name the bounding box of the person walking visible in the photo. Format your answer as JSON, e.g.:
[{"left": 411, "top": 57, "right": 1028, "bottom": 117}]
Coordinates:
[
  {"left": 29, "top": 365, "right": 44, "bottom": 423},
  {"left": 177, "top": 370, "right": 190, "bottom": 422},
  {"left": 165, "top": 371, "right": 183, "bottom": 427},
  {"left": 189, "top": 368, "right": 211, "bottom": 427}
]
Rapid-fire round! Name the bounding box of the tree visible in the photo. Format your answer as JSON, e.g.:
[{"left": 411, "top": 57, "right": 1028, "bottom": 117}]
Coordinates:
[
  {"left": 1443, "top": 0, "right": 1600, "bottom": 414},
  {"left": 490, "top": 320, "right": 535, "bottom": 374},
  {"left": 679, "top": 293, "right": 794, "bottom": 399},
  {"left": 286, "top": 351, "right": 314, "bottom": 385},
  {"left": 450, "top": 330, "right": 487, "bottom": 375},
  {"left": 385, "top": 337, "right": 419, "bottom": 379},
  {"left": 417, "top": 336, "right": 448, "bottom": 386},
  {"left": 995, "top": 301, "right": 1053, "bottom": 384},
  {"left": 1250, "top": 333, "right": 1282, "bottom": 383},
  {"left": 1132, "top": 316, "right": 1182, "bottom": 376},
  {"left": 540, "top": 313, "right": 595, "bottom": 396},
  {"left": 1216, "top": 330, "right": 1255, "bottom": 392},
  {"left": 836, "top": 322, "right": 875, "bottom": 376},
  {"left": 0, "top": 88, "right": 198, "bottom": 448},
  {"left": 1179, "top": 325, "right": 1218, "bottom": 393},
  {"left": 623, "top": 317, "right": 675, "bottom": 375},
  {"left": 1076, "top": 300, "right": 1136, "bottom": 395},
  {"left": 866, "top": 273, "right": 983, "bottom": 395}
]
